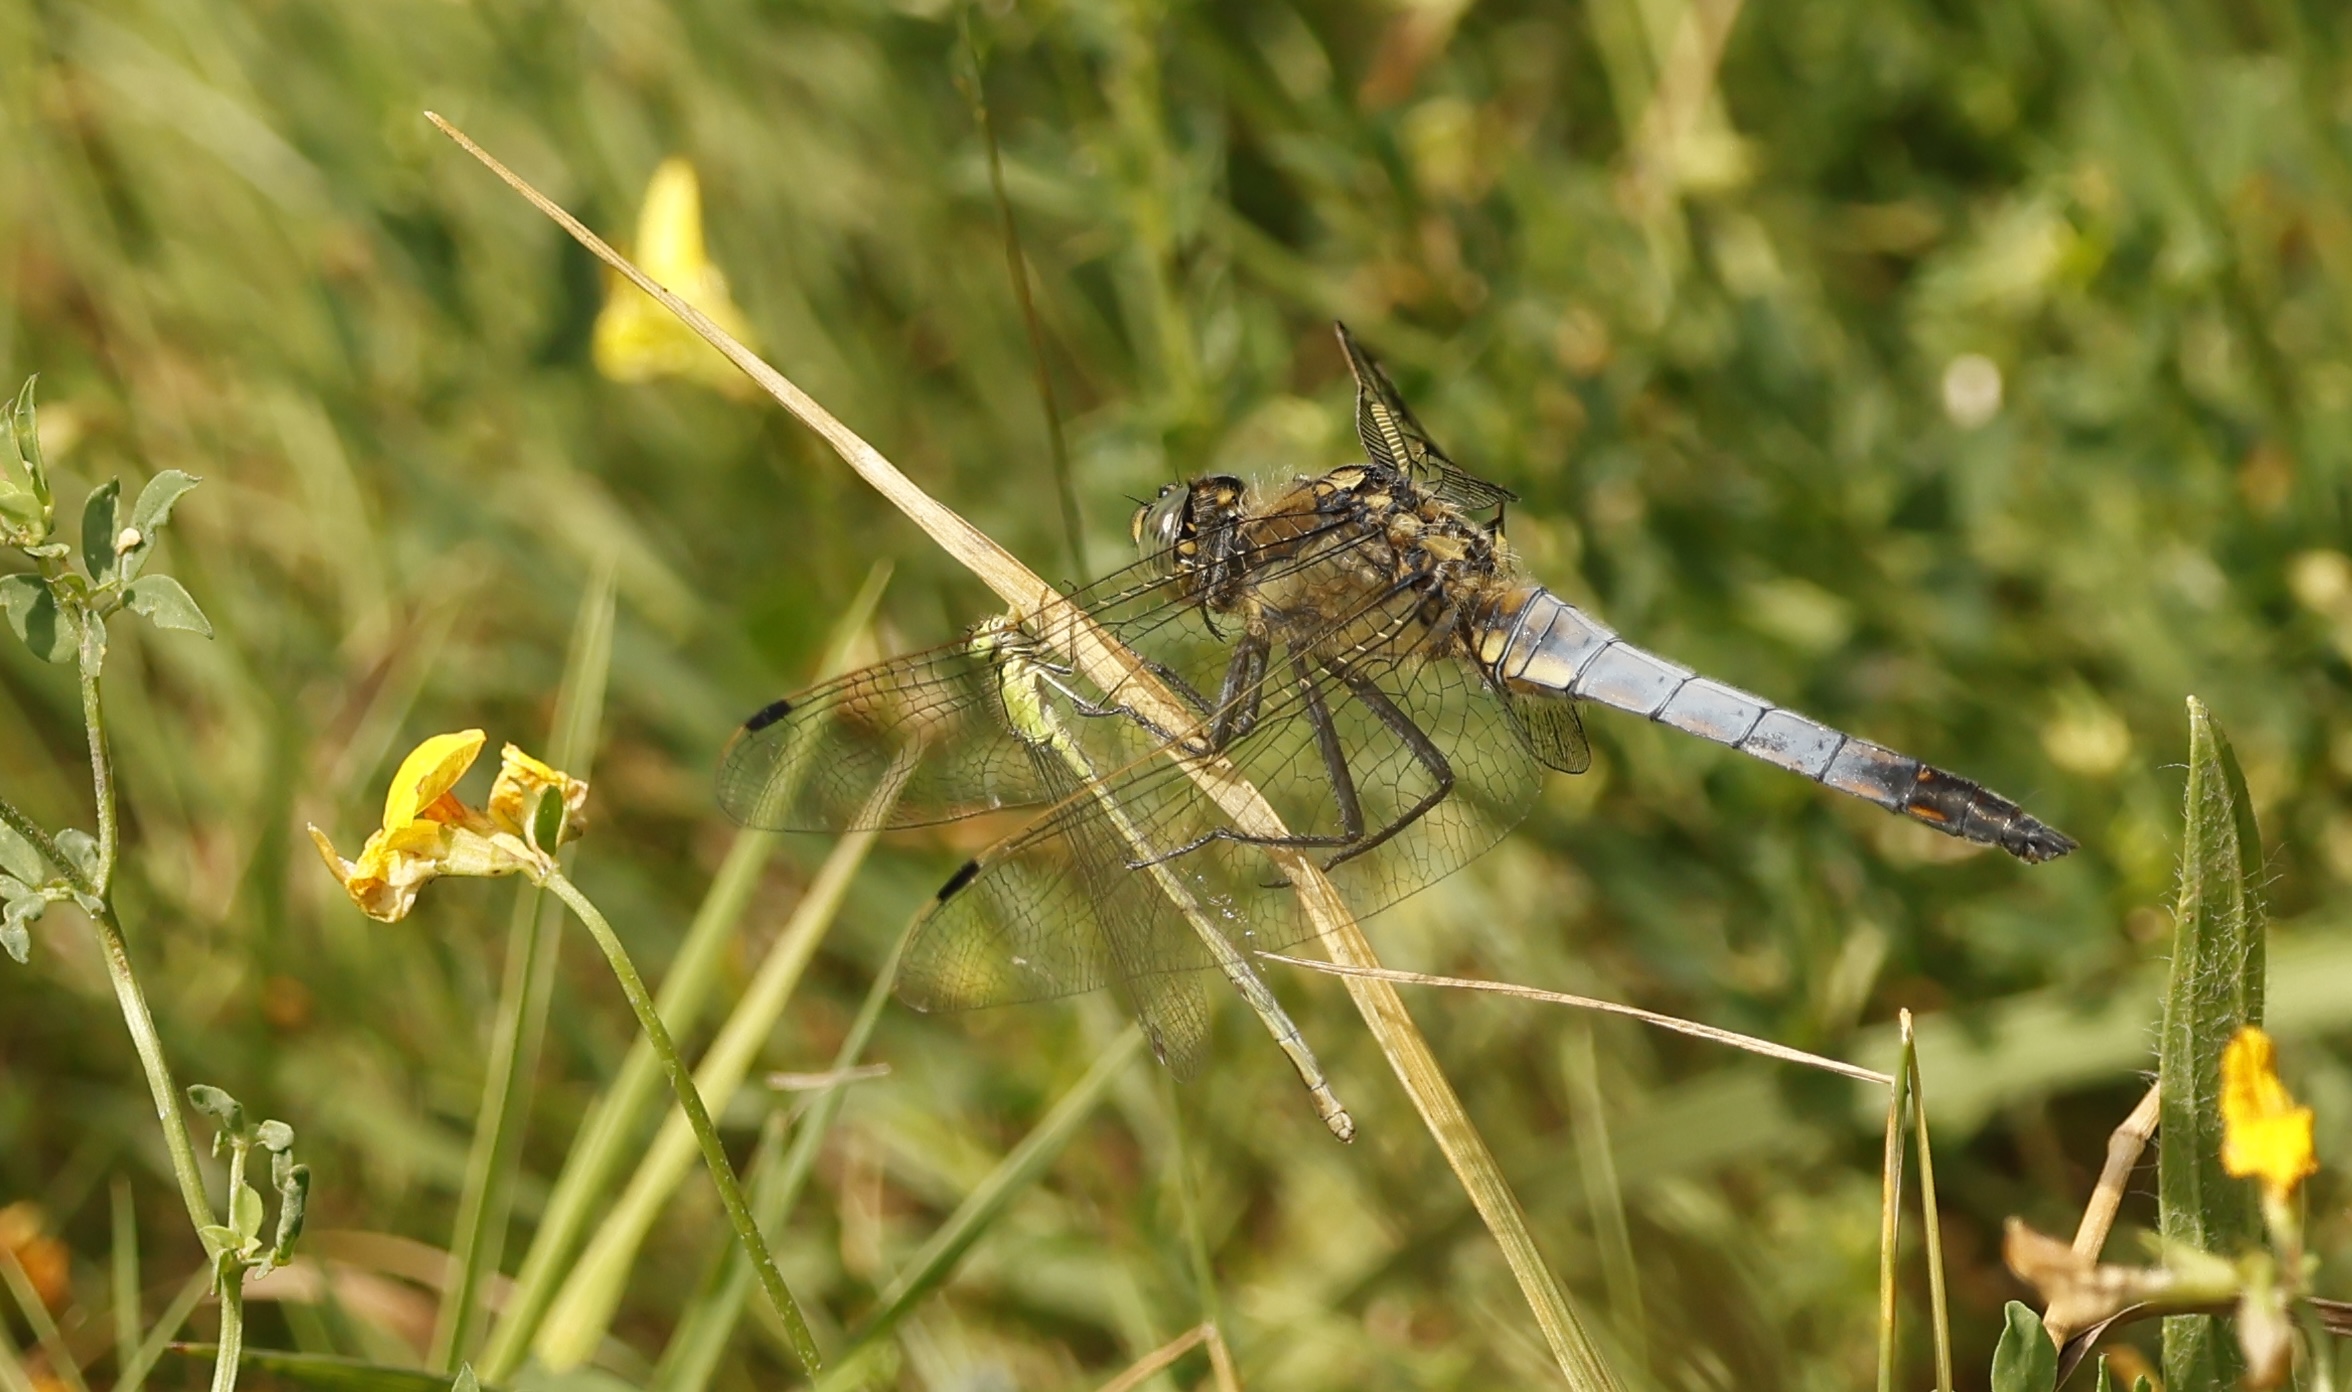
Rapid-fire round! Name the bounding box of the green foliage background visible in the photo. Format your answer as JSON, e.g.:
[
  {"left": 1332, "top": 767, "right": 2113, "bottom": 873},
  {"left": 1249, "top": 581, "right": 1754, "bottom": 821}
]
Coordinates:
[{"left": 4, "top": 0, "right": 2352, "bottom": 1387}]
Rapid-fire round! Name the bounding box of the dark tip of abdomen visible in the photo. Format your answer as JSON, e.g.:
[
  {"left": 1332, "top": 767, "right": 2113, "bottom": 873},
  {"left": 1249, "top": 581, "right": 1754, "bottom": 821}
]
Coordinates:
[
  {"left": 741, "top": 697, "right": 794, "bottom": 733},
  {"left": 1902, "top": 766, "right": 2076, "bottom": 863},
  {"left": 2005, "top": 818, "right": 2079, "bottom": 864},
  {"left": 937, "top": 859, "right": 981, "bottom": 900}
]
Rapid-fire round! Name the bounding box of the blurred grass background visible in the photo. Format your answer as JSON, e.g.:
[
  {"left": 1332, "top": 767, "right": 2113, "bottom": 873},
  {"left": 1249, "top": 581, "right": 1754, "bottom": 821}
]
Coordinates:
[{"left": 5, "top": 0, "right": 2352, "bottom": 1387}]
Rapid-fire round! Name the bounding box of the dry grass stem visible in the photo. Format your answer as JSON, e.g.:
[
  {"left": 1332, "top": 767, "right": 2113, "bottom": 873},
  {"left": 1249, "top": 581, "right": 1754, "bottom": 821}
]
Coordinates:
[
  {"left": 2073, "top": 1082, "right": 2160, "bottom": 1260},
  {"left": 1262, "top": 954, "right": 1892, "bottom": 1085},
  {"left": 426, "top": 111, "right": 1619, "bottom": 1391},
  {"left": 1090, "top": 1323, "right": 1231, "bottom": 1392},
  {"left": 765, "top": 1064, "right": 893, "bottom": 1092},
  {"left": 1902, "top": 1012, "right": 1954, "bottom": 1392}
]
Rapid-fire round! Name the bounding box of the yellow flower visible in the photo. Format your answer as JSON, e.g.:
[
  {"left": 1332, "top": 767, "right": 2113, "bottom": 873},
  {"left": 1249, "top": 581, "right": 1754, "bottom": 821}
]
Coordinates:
[
  {"left": 592, "top": 157, "right": 757, "bottom": 395},
  {"left": 0, "top": 1202, "right": 71, "bottom": 1311},
  {"left": 309, "top": 731, "right": 590, "bottom": 922},
  {"left": 2221, "top": 1026, "right": 2317, "bottom": 1201},
  {"left": 489, "top": 742, "right": 589, "bottom": 848}
]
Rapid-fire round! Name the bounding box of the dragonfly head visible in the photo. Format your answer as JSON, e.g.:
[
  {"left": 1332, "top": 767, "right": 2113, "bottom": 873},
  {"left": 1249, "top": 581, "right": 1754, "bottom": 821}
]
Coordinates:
[{"left": 1132, "top": 476, "right": 1246, "bottom": 572}]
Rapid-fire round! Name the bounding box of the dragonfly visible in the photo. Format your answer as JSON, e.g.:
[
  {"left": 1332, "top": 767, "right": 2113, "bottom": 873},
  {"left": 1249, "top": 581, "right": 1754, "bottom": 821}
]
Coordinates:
[{"left": 718, "top": 323, "right": 2075, "bottom": 1141}]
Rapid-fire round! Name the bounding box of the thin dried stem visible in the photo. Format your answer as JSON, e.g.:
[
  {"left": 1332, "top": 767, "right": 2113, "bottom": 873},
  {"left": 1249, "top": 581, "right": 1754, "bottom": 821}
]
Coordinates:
[
  {"left": 1876, "top": 1026, "right": 1912, "bottom": 1392},
  {"left": 2046, "top": 1081, "right": 2162, "bottom": 1346},
  {"left": 1263, "top": 955, "right": 1891, "bottom": 1085},
  {"left": 1902, "top": 1012, "right": 1953, "bottom": 1392},
  {"left": 1092, "top": 1323, "right": 1213, "bottom": 1392},
  {"left": 426, "top": 111, "right": 1619, "bottom": 1391},
  {"left": 2075, "top": 1081, "right": 2161, "bottom": 1260}
]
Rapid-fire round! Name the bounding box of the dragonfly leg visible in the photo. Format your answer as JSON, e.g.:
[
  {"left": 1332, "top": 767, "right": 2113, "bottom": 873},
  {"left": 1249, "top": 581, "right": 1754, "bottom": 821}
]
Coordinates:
[
  {"left": 1320, "top": 661, "right": 1455, "bottom": 870},
  {"left": 1294, "top": 650, "right": 1367, "bottom": 843},
  {"left": 1206, "top": 635, "right": 1270, "bottom": 751}
]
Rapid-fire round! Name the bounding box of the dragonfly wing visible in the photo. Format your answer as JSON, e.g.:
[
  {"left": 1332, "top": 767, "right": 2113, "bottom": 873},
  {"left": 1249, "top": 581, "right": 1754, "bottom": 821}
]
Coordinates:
[
  {"left": 1230, "top": 628, "right": 1548, "bottom": 926},
  {"left": 900, "top": 762, "right": 1217, "bottom": 1075},
  {"left": 1335, "top": 321, "right": 1518, "bottom": 510},
  {"left": 1498, "top": 689, "right": 1593, "bottom": 775},
  {"left": 717, "top": 639, "right": 1061, "bottom": 831}
]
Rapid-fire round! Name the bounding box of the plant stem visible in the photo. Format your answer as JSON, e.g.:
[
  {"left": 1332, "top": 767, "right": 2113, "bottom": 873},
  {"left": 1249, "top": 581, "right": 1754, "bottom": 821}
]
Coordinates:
[
  {"left": 79, "top": 643, "right": 116, "bottom": 894},
  {"left": 542, "top": 871, "right": 823, "bottom": 1377},
  {"left": 94, "top": 908, "right": 214, "bottom": 1237},
  {"left": 207, "top": 1274, "right": 244, "bottom": 1392}
]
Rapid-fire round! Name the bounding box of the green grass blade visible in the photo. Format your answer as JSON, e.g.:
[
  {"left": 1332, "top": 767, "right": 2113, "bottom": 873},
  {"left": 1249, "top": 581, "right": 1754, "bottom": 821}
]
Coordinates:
[
  {"left": 166, "top": 1346, "right": 487, "bottom": 1392},
  {"left": 651, "top": 920, "right": 910, "bottom": 1392},
  {"left": 2159, "top": 696, "right": 2267, "bottom": 1392},
  {"left": 814, "top": 1027, "right": 1148, "bottom": 1389},
  {"left": 432, "top": 558, "right": 618, "bottom": 1372},
  {"left": 478, "top": 563, "right": 888, "bottom": 1382},
  {"left": 120, "top": 1268, "right": 211, "bottom": 1392},
  {"left": 111, "top": 1176, "right": 140, "bottom": 1379},
  {"left": 1563, "top": 1023, "right": 1644, "bottom": 1366},
  {"left": 532, "top": 801, "right": 891, "bottom": 1370}
]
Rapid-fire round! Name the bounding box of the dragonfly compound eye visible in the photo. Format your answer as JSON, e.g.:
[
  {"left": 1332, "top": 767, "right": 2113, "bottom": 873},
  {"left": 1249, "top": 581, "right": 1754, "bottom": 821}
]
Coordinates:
[{"left": 1136, "top": 484, "right": 1194, "bottom": 564}]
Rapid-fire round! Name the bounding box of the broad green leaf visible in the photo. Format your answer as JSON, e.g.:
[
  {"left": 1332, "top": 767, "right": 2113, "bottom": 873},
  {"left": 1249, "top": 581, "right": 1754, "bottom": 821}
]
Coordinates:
[
  {"left": 229, "top": 1181, "right": 266, "bottom": 1255},
  {"left": 122, "top": 471, "right": 200, "bottom": 580},
  {"left": 1990, "top": 1301, "right": 2057, "bottom": 1392},
  {"left": 0, "top": 572, "right": 76, "bottom": 663},
  {"left": 81, "top": 477, "right": 120, "bottom": 582},
  {"left": 2160, "top": 697, "right": 2266, "bottom": 1392},
  {"left": 124, "top": 574, "right": 212, "bottom": 637}
]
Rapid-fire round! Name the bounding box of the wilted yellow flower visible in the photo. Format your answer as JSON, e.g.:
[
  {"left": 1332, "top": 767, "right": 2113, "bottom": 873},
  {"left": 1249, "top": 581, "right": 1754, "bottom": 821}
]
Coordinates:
[
  {"left": 592, "top": 157, "right": 757, "bottom": 395},
  {"left": 309, "top": 731, "right": 590, "bottom": 922},
  {"left": 0, "top": 1202, "right": 71, "bottom": 1311},
  {"left": 489, "top": 743, "right": 589, "bottom": 847},
  {"left": 2221, "top": 1026, "right": 2317, "bottom": 1202}
]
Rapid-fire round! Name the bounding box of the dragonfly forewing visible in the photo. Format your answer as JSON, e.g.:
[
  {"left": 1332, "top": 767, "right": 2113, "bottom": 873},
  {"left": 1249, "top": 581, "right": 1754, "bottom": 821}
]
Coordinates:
[{"left": 716, "top": 636, "right": 1066, "bottom": 832}]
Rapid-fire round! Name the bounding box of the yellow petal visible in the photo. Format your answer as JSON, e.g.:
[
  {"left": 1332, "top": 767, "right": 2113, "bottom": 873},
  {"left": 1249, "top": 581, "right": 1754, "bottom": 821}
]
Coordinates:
[
  {"left": 592, "top": 157, "right": 757, "bottom": 394},
  {"left": 2220, "top": 1026, "right": 2318, "bottom": 1199},
  {"left": 487, "top": 743, "right": 590, "bottom": 846},
  {"left": 382, "top": 730, "right": 486, "bottom": 832},
  {"left": 637, "top": 158, "right": 713, "bottom": 288}
]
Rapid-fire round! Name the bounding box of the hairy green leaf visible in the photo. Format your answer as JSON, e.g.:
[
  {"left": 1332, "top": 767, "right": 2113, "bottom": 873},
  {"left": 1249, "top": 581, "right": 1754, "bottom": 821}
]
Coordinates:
[{"left": 2160, "top": 696, "right": 2266, "bottom": 1392}]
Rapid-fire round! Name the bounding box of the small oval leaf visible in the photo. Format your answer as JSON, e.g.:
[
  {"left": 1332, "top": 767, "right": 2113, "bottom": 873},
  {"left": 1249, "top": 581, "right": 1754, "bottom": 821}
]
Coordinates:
[
  {"left": 130, "top": 469, "right": 200, "bottom": 535},
  {"left": 0, "top": 572, "right": 77, "bottom": 663},
  {"left": 81, "top": 478, "right": 121, "bottom": 583},
  {"left": 1992, "top": 1301, "right": 2058, "bottom": 1392},
  {"left": 125, "top": 574, "right": 214, "bottom": 637}
]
